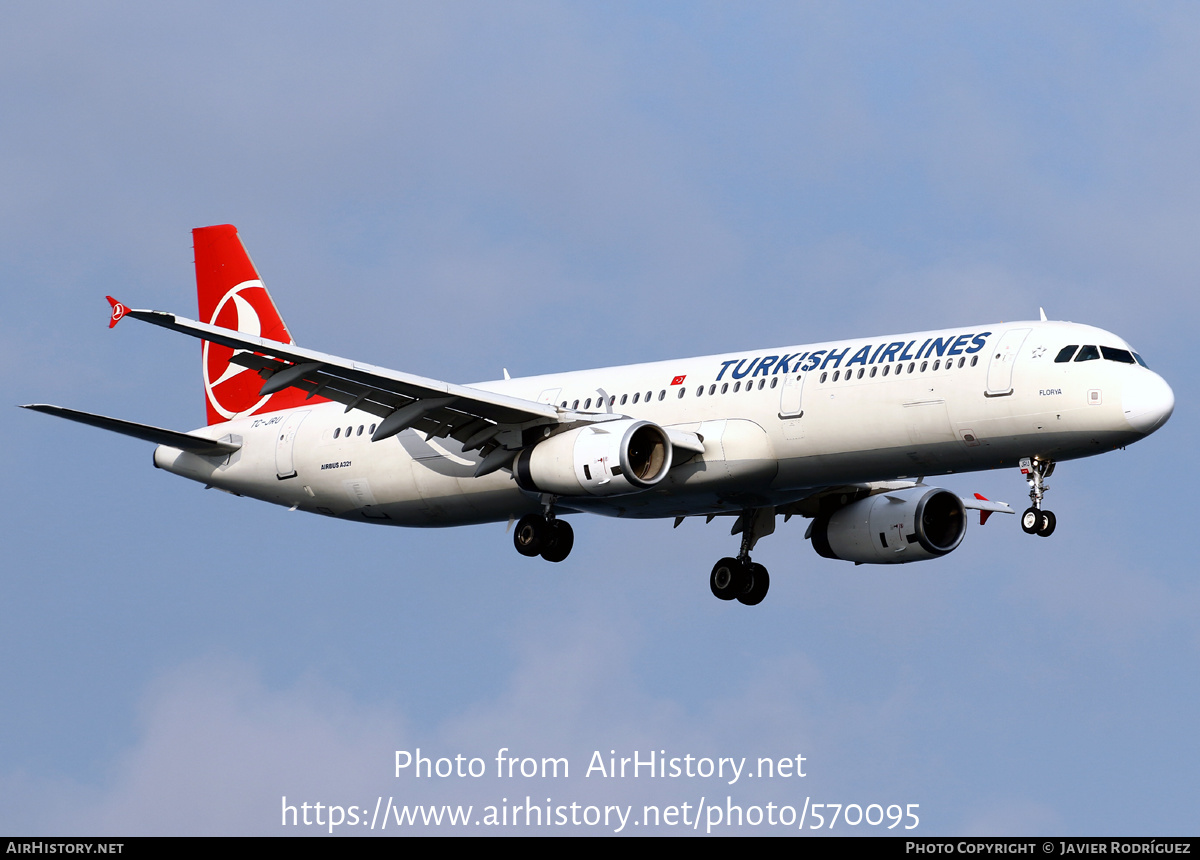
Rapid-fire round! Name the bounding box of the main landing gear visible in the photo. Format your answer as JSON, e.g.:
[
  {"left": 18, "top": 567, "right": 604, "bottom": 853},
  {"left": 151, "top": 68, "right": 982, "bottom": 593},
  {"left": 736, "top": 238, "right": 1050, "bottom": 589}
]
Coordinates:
[
  {"left": 513, "top": 512, "right": 574, "bottom": 563},
  {"left": 710, "top": 557, "right": 770, "bottom": 606},
  {"left": 1019, "top": 456, "right": 1057, "bottom": 538},
  {"left": 709, "top": 507, "right": 774, "bottom": 606}
]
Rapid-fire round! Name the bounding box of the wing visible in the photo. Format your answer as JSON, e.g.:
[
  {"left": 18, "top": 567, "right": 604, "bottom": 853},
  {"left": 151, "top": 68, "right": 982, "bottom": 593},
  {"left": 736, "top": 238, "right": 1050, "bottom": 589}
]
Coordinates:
[
  {"left": 21, "top": 404, "right": 240, "bottom": 456},
  {"left": 962, "top": 492, "right": 1014, "bottom": 525},
  {"left": 116, "top": 305, "right": 571, "bottom": 474},
  {"left": 775, "top": 482, "right": 1014, "bottom": 525}
]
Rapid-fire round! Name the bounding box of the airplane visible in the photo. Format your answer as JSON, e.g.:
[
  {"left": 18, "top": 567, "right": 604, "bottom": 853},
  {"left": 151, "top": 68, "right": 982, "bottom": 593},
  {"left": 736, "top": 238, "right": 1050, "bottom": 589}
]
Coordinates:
[{"left": 22, "top": 225, "right": 1175, "bottom": 606}]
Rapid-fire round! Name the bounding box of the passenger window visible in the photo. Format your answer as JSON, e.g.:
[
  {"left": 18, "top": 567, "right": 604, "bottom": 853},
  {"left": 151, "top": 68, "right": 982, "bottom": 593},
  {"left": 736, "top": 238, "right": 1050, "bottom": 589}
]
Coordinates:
[
  {"left": 696, "top": 386, "right": 703, "bottom": 397},
  {"left": 820, "top": 372, "right": 827, "bottom": 383},
  {"left": 709, "top": 384, "right": 716, "bottom": 395},
  {"left": 908, "top": 362, "right": 915, "bottom": 373},
  {"left": 658, "top": 390, "right": 665, "bottom": 401},
  {"left": 720, "top": 383, "right": 728, "bottom": 394},
  {"left": 620, "top": 394, "right": 627, "bottom": 405},
  {"left": 832, "top": 370, "right": 840, "bottom": 382},
  {"left": 584, "top": 398, "right": 592, "bottom": 409},
  {"left": 333, "top": 427, "right": 340, "bottom": 439},
  {"left": 572, "top": 400, "right": 579, "bottom": 409},
  {"left": 1101, "top": 346, "right": 1135, "bottom": 364},
  {"left": 933, "top": 360, "right": 940, "bottom": 371},
  {"left": 1055, "top": 345, "right": 1079, "bottom": 363},
  {"left": 346, "top": 426, "right": 352, "bottom": 436},
  {"left": 677, "top": 387, "right": 685, "bottom": 398},
  {"left": 882, "top": 365, "right": 890, "bottom": 376},
  {"left": 369, "top": 424, "right": 376, "bottom": 434},
  {"left": 1074, "top": 345, "right": 1100, "bottom": 362},
  {"left": 870, "top": 367, "right": 877, "bottom": 378},
  {"left": 733, "top": 381, "right": 741, "bottom": 392},
  {"left": 758, "top": 379, "right": 765, "bottom": 390},
  {"left": 970, "top": 355, "right": 978, "bottom": 367},
  {"left": 856, "top": 368, "right": 864, "bottom": 379},
  {"left": 957, "top": 357, "right": 965, "bottom": 368},
  {"left": 770, "top": 377, "right": 778, "bottom": 388},
  {"left": 357, "top": 425, "right": 363, "bottom": 436},
  {"left": 561, "top": 401, "right": 567, "bottom": 408}
]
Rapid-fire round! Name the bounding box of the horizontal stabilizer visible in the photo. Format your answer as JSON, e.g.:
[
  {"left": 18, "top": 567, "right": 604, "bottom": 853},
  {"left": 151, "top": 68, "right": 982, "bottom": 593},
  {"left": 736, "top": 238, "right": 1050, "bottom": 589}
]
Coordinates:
[{"left": 20, "top": 404, "right": 240, "bottom": 456}]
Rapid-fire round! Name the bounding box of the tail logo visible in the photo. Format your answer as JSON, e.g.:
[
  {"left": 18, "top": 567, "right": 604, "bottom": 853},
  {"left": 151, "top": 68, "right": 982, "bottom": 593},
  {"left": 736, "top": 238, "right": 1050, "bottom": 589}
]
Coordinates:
[{"left": 202, "top": 279, "right": 275, "bottom": 420}]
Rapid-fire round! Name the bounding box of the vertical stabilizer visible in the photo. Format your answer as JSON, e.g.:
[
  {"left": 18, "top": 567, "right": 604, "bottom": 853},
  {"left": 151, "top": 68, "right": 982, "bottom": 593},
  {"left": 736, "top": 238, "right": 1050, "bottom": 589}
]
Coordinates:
[{"left": 194, "top": 224, "right": 317, "bottom": 425}]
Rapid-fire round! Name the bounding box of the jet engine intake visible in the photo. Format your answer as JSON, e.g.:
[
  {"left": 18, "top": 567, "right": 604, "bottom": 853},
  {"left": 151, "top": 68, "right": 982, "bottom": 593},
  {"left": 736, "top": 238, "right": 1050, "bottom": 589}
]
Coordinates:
[
  {"left": 514, "top": 419, "right": 673, "bottom": 497},
  {"left": 810, "top": 487, "right": 966, "bottom": 564}
]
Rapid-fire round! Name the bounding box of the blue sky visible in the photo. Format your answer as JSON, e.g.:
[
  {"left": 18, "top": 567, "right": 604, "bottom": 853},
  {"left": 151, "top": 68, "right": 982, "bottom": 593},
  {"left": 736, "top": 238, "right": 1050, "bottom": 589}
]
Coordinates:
[{"left": 1, "top": 2, "right": 1196, "bottom": 835}]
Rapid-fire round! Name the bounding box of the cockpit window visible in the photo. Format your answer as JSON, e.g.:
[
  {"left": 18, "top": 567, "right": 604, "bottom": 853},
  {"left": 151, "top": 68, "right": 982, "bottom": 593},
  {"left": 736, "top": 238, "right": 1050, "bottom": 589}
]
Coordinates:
[
  {"left": 1134, "top": 353, "right": 1148, "bottom": 368},
  {"left": 1101, "top": 346, "right": 1135, "bottom": 364},
  {"left": 1074, "top": 345, "right": 1100, "bottom": 362},
  {"left": 1054, "top": 345, "right": 1078, "bottom": 363}
]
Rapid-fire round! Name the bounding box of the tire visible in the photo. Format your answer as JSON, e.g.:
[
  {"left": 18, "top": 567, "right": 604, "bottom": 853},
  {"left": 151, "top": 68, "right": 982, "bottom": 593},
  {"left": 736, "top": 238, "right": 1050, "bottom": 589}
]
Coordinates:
[
  {"left": 737, "top": 563, "right": 770, "bottom": 606},
  {"left": 710, "top": 557, "right": 745, "bottom": 601},
  {"left": 1021, "top": 507, "right": 1040, "bottom": 535},
  {"left": 1036, "top": 510, "right": 1057, "bottom": 538},
  {"left": 513, "top": 514, "right": 546, "bottom": 557},
  {"left": 540, "top": 519, "right": 575, "bottom": 562}
]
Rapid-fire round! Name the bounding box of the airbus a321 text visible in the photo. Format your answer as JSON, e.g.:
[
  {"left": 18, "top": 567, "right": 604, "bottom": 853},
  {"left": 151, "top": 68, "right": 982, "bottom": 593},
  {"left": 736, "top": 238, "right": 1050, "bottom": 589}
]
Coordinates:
[{"left": 24, "top": 225, "right": 1175, "bottom": 606}]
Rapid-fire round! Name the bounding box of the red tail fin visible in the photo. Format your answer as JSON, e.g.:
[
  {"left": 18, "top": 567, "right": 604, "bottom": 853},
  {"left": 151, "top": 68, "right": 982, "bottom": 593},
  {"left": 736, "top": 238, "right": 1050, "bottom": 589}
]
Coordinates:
[{"left": 194, "top": 225, "right": 317, "bottom": 425}]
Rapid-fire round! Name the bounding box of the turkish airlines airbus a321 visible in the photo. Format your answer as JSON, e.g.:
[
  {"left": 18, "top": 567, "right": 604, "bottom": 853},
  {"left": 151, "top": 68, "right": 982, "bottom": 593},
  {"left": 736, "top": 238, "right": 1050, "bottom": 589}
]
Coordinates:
[{"left": 24, "top": 225, "right": 1175, "bottom": 606}]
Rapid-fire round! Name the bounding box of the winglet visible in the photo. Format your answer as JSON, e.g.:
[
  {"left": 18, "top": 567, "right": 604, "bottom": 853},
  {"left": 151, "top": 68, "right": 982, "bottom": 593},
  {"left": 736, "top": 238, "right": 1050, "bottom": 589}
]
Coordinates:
[
  {"left": 975, "top": 492, "right": 993, "bottom": 526},
  {"left": 107, "top": 296, "right": 128, "bottom": 329}
]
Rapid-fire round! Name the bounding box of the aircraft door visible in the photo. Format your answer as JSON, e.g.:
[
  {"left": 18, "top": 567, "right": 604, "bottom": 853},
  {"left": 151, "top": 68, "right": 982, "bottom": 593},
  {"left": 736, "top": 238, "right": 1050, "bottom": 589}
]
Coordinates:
[
  {"left": 275, "top": 410, "right": 310, "bottom": 479},
  {"left": 985, "top": 329, "right": 1030, "bottom": 397},
  {"left": 778, "top": 371, "right": 805, "bottom": 418}
]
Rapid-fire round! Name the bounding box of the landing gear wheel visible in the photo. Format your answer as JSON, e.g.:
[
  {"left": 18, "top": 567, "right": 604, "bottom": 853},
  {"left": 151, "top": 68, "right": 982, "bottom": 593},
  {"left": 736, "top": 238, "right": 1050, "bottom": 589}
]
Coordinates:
[
  {"left": 540, "top": 519, "right": 574, "bottom": 562},
  {"left": 513, "top": 514, "right": 547, "bottom": 557},
  {"left": 710, "top": 557, "right": 746, "bottom": 601},
  {"left": 1036, "top": 510, "right": 1057, "bottom": 538},
  {"left": 1021, "top": 507, "right": 1041, "bottom": 535},
  {"left": 737, "top": 563, "right": 770, "bottom": 606}
]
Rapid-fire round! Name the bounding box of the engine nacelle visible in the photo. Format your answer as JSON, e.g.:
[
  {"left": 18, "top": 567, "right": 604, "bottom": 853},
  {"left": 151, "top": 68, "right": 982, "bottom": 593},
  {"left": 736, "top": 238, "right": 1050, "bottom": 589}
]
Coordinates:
[
  {"left": 810, "top": 487, "right": 966, "bottom": 564},
  {"left": 513, "top": 419, "right": 673, "bottom": 497}
]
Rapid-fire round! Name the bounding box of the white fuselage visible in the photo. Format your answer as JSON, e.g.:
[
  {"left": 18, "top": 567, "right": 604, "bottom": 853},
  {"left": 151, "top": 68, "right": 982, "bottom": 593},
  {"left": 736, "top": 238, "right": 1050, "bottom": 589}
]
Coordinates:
[{"left": 152, "top": 320, "right": 1173, "bottom": 526}]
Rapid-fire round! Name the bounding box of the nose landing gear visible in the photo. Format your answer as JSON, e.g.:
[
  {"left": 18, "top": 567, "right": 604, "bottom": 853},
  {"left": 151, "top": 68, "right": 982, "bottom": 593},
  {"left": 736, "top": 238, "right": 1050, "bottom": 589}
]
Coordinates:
[{"left": 1019, "top": 457, "right": 1057, "bottom": 537}]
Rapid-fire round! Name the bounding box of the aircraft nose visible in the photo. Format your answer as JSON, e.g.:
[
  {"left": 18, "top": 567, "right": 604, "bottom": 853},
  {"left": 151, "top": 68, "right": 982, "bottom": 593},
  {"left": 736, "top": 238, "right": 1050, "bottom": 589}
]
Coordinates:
[{"left": 1122, "top": 371, "right": 1175, "bottom": 435}]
